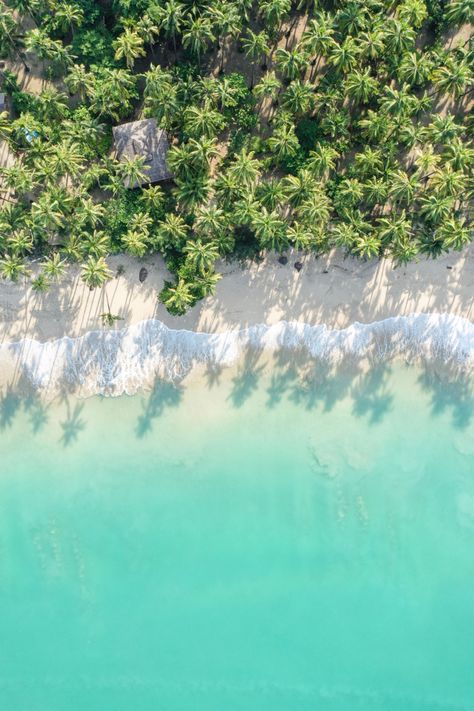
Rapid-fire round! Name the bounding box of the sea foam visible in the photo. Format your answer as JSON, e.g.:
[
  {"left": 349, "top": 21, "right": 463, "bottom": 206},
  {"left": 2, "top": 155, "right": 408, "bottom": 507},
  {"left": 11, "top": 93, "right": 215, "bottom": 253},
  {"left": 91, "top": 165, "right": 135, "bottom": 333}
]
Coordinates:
[{"left": 1, "top": 313, "right": 473, "bottom": 396}]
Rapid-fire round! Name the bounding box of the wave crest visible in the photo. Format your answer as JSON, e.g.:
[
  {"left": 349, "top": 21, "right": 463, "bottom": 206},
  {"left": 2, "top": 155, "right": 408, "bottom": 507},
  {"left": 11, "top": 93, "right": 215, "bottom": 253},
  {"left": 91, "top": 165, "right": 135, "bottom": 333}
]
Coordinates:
[{"left": 1, "top": 313, "right": 473, "bottom": 396}]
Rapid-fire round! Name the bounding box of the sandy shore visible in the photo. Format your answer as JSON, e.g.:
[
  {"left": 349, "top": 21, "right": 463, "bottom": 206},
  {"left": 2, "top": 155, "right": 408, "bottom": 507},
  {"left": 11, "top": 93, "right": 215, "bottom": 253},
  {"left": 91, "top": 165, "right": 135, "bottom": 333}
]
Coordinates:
[
  {"left": 0, "top": 247, "right": 473, "bottom": 396},
  {"left": 0, "top": 247, "right": 473, "bottom": 344}
]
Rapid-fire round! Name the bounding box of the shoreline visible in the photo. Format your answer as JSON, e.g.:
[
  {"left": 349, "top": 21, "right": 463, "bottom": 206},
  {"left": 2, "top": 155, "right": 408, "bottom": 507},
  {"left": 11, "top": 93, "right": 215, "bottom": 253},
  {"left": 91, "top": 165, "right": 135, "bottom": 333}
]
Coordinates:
[{"left": 0, "top": 247, "right": 473, "bottom": 396}]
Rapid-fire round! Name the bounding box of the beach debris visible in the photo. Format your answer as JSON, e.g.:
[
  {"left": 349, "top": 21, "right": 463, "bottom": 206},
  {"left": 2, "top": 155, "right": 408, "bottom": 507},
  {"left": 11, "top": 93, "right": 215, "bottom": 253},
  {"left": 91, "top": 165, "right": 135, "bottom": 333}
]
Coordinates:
[
  {"left": 278, "top": 255, "right": 288, "bottom": 265},
  {"left": 294, "top": 261, "right": 303, "bottom": 272},
  {"left": 116, "top": 264, "right": 125, "bottom": 277},
  {"left": 323, "top": 269, "right": 329, "bottom": 274},
  {"left": 139, "top": 267, "right": 148, "bottom": 283},
  {"left": 447, "top": 266, "right": 453, "bottom": 270}
]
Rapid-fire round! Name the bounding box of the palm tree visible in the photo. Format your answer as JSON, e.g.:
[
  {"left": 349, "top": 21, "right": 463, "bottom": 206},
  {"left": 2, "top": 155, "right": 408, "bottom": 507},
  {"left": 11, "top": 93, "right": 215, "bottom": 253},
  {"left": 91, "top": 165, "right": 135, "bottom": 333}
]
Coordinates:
[
  {"left": 53, "top": 2, "right": 84, "bottom": 37},
  {"left": 159, "top": 278, "right": 194, "bottom": 315},
  {"left": 194, "top": 205, "right": 229, "bottom": 240},
  {"left": 184, "top": 239, "right": 219, "bottom": 273},
  {"left": 152, "top": 0, "right": 185, "bottom": 57},
  {"left": 182, "top": 15, "right": 215, "bottom": 68},
  {"left": 377, "top": 210, "right": 413, "bottom": 247},
  {"left": 444, "top": 0, "right": 474, "bottom": 25},
  {"left": 431, "top": 59, "right": 472, "bottom": 100},
  {"left": 242, "top": 30, "right": 270, "bottom": 87},
  {"left": 442, "top": 136, "right": 474, "bottom": 170},
  {"left": 301, "top": 13, "right": 335, "bottom": 66},
  {"left": 274, "top": 48, "right": 307, "bottom": 81},
  {"left": 0, "top": 255, "right": 30, "bottom": 282},
  {"left": 281, "top": 80, "right": 314, "bottom": 116},
  {"left": 397, "top": 0, "right": 428, "bottom": 28},
  {"left": 228, "top": 148, "right": 261, "bottom": 188},
  {"left": 287, "top": 221, "right": 312, "bottom": 251},
  {"left": 345, "top": 69, "right": 378, "bottom": 104},
  {"left": 257, "top": 178, "right": 288, "bottom": 210},
  {"left": 388, "top": 169, "right": 420, "bottom": 205},
  {"left": 398, "top": 51, "right": 432, "bottom": 87},
  {"left": 80, "top": 256, "right": 112, "bottom": 289},
  {"left": 357, "top": 27, "right": 385, "bottom": 61},
  {"left": 122, "top": 229, "right": 148, "bottom": 257},
  {"left": 419, "top": 194, "right": 455, "bottom": 224},
  {"left": 328, "top": 38, "right": 358, "bottom": 74},
  {"left": 212, "top": 1, "right": 242, "bottom": 72},
  {"left": 65, "top": 64, "right": 94, "bottom": 100},
  {"left": 306, "top": 144, "right": 339, "bottom": 179},
  {"left": 113, "top": 28, "right": 146, "bottom": 69},
  {"left": 384, "top": 19, "right": 416, "bottom": 55},
  {"left": 267, "top": 122, "right": 299, "bottom": 162},
  {"left": 183, "top": 104, "right": 224, "bottom": 138},
  {"left": 193, "top": 269, "right": 222, "bottom": 298},
  {"left": 117, "top": 156, "right": 148, "bottom": 189},
  {"left": 258, "top": 0, "right": 291, "bottom": 32},
  {"left": 42, "top": 252, "right": 68, "bottom": 281},
  {"left": 157, "top": 213, "right": 189, "bottom": 252},
  {"left": 437, "top": 217, "right": 471, "bottom": 251},
  {"left": 251, "top": 207, "right": 287, "bottom": 252}
]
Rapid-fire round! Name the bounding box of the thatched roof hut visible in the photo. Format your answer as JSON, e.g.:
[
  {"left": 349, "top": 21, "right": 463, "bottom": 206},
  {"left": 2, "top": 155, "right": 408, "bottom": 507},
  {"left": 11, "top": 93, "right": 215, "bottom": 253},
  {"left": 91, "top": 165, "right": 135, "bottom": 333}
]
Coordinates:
[{"left": 112, "top": 118, "right": 172, "bottom": 188}]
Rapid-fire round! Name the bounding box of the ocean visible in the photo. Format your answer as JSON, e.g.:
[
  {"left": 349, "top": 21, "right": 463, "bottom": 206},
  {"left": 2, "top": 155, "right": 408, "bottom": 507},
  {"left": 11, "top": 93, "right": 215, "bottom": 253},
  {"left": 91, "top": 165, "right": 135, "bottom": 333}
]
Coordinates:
[{"left": 0, "top": 352, "right": 473, "bottom": 710}]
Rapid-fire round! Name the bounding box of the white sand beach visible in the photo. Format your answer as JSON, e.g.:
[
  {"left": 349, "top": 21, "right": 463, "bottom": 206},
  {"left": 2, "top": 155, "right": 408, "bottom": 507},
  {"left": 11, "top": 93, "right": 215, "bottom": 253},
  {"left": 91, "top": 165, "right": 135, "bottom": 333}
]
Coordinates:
[
  {"left": 1, "top": 246, "right": 473, "bottom": 344},
  {"left": 0, "top": 247, "right": 473, "bottom": 396}
]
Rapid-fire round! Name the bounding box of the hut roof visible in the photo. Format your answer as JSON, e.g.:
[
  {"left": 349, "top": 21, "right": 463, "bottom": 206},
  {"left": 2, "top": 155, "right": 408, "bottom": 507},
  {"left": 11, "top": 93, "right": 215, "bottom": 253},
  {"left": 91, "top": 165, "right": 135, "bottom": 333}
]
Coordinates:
[{"left": 112, "top": 118, "right": 172, "bottom": 187}]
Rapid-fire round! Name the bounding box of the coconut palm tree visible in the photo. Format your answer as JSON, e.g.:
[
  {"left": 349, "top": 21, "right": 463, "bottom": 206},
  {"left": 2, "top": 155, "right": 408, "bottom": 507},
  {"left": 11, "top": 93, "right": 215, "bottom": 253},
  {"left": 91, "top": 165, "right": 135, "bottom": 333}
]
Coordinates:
[
  {"left": 42, "top": 252, "right": 68, "bottom": 281},
  {"left": 182, "top": 15, "right": 215, "bottom": 68},
  {"left": 157, "top": 213, "right": 189, "bottom": 252},
  {"left": 345, "top": 68, "right": 378, "bottom": 104},
  {"left": 258, "top": 0, "right": 291, "bottom": 32},
  {"left": 113, "top": 28, "right": 146, "bottom": 69},
  {"left": 431, "top": 58, "right": 472, "bottom": 100},
  {"left": 212, "top": 1, "right": 242, "bottom": 72},
  {"left": 274, "top": 47, "right": 307, "bottom": 81},
  {"left": 159, "top": 278, "right": 195, "bottom": 314},
  {"left": 0, "top": 255, "right": 30, "bottom": 282},
  {"left": 228, "top": 148, "right": 262, "bottom": 188},
  {"left": 251, "top": 207, "right": 287, "bottom": 251},
  {"left": 242, "top": 30, "right": 270, "bottom": 88},
  {"left": 184, "top": 239, "right": 219, "bottom": 273},
  {"left": 281, "top": 80, "right": 314, "bottom": 116},
  {"left": 80, "top": 256, "right": 112, "bottom": 289},
  {"left": 183, "top": 103, "right": 225, "bottom": 138},
  {"left": 53, "top": 2, "right": 84, "bottom": 36},
  {"left": 444, "top": 0, "right": 474, "bottom": 25},
  {"left": 152, "top": 0, "right": 185, "bottom": 57},
  {"left": 306, "top": 144, "right": 339, "bottom": 179},
  {"left": 267, "top": 121, "right": 299, "bottom": 162}
]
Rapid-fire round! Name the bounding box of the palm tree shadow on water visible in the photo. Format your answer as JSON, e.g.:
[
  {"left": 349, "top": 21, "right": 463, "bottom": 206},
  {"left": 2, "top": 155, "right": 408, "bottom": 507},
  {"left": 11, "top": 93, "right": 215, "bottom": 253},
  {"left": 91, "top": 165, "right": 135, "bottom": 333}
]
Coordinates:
[
  {"left": 135, "top": 379, "right": 183, "bottom": 438},
  {"left": 228, "top": 347, "right": 266, "bottom": 408},
  {"left": 417, "top": 369, "right": 474, "bottom": 430},
  {"left": 60, "top": 401, "right": 86, "bottom": 446}
]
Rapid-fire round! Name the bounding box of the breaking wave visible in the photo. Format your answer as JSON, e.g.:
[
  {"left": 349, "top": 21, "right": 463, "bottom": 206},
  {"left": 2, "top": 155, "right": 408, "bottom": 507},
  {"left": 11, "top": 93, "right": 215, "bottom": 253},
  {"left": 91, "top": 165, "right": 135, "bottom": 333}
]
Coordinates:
[{"left": 1, "top": 313, "right": 473, "bottom": 396}]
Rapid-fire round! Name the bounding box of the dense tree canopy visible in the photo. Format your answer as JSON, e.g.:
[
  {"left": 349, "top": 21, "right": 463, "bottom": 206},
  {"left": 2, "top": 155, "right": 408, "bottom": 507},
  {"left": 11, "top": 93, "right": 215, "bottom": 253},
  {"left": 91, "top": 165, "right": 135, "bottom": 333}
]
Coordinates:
[{"left": 0, "top": 0, "right": 472, "bottom": 314}]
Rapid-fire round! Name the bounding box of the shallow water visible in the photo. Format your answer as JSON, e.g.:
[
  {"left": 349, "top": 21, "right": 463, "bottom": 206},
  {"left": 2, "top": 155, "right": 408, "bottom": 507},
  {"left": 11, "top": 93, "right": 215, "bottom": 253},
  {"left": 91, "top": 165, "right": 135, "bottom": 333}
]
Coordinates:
[{"left": 1, "top": 362, "right": 474, "bottom": 710}]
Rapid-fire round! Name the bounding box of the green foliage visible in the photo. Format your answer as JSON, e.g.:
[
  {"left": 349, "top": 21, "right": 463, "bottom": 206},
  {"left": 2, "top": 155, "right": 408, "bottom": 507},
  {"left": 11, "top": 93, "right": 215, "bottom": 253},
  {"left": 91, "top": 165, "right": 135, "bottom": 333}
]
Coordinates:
[
  {"left": 0, "top": 0, "right": 472, "bottom": 316},
  {"left": 71, "top": 28, "right": 115, "bottom": 67}
]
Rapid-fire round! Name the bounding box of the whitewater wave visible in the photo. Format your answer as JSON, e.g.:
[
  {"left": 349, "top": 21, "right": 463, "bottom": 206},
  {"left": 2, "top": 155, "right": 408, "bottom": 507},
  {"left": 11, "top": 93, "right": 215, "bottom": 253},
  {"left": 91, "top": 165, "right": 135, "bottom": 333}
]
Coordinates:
[{"left": 1, "top": 313, "right": 473, "bottom": 396}]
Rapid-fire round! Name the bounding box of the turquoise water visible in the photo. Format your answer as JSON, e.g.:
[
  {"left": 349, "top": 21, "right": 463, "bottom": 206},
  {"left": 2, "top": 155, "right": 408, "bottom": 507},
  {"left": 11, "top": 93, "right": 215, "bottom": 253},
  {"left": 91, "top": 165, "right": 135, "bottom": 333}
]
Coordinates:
[{"left": 1, "top": 362, "right": 474, "bottom": 710}]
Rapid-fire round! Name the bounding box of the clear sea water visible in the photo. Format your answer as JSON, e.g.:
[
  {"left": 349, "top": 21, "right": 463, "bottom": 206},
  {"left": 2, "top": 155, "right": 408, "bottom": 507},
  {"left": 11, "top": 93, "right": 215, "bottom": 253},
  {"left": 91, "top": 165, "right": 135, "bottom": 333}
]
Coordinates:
[{"left": 1, "top": 361, "right": 474, "bottom": 711}]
